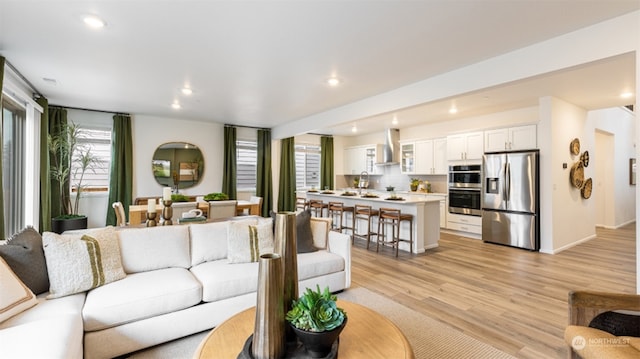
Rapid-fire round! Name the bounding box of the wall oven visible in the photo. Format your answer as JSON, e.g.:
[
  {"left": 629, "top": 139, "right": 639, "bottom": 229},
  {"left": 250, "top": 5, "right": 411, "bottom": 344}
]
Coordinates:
[{"left": 448, "top": 164, "right": 482, "bottom": 216}]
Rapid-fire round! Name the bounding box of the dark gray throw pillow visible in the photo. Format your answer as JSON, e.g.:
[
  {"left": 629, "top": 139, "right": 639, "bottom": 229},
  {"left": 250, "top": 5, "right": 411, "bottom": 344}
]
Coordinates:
[
  {"left": 0, "top": 227, "right": 50, "bottom": 295},
  {"left": 269, "top": 209, "right": 318, "bottom": 253},
  {"left": 589, "top": 311, "right": 640, "bottom": 337}
]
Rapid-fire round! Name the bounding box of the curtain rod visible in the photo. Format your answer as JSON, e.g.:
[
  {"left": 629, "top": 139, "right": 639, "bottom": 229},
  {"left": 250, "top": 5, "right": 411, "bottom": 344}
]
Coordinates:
[
  {"left": 5, "top": 60, "right": 43, "bottom": 98},
  {"left": 50, "top": 104, "right": 130, "bottom": 117},
  {"left": 225, "top": 123, "right": 270, "bottom": 131}
]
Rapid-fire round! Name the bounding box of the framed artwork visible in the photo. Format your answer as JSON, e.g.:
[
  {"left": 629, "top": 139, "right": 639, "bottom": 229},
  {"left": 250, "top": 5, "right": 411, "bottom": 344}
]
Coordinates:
[
  {"left": 179, "top": 162, "right": 199, "bottom": 182},
  {"left": 152, "top": 160, "right": 171, "bottom": 178},
  {"left": 630, "top": 158, "right": 636, "bottom": 185}
]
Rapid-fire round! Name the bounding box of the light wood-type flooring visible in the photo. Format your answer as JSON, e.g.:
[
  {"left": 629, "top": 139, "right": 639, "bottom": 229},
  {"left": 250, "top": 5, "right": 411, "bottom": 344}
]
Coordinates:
[{"left": 349, "top": 223, "right": 636, "bottom": 358}]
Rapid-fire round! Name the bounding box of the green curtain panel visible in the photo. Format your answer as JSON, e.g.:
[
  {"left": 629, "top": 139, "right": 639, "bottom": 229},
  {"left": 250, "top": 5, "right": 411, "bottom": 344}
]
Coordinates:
[
  {"left": 48, "top": 106, "right": 68, "bottom": 219},
  {"left": 222, "top": 125, "right": 237, "bottom": 200},
  {"left": 106, "top": 114, "right": 133, "bottom": 226},
  {"left": 37, "top": 97, "right": 51, "bottom": 232},
  {"left": 320, "top": 136, "right": 334, "bottom": 190},
  {"left": 0, "top": 56, "right": 5, "bottom": 236},
  {"left": 278, "top": 137, "right": 296, "bottom": 211},
  {"left": 256, "top": 129, "right": 273, "bottom": 217}
]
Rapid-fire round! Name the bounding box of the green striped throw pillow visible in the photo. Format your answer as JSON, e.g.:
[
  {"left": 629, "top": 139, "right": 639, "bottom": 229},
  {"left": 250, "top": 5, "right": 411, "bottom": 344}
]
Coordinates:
[{"left": 227, "top": 219, "right": 274, "bottom": 264}]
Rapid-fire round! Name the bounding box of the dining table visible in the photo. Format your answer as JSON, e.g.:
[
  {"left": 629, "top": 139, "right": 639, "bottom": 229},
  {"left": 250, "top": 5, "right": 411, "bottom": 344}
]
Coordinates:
[{"left": 128, "top": 200, "right": 261, "bottom": 225}]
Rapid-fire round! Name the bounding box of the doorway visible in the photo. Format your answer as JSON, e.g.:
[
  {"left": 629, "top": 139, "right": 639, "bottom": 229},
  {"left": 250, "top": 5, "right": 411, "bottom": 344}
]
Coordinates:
[{"left": 595, "top": 129, "right": 615, "bottom": 227}]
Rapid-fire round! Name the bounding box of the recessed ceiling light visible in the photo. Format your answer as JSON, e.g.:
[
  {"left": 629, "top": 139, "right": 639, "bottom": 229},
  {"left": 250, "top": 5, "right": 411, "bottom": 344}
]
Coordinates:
[
  {"left": 181, "top": 87, "right": 193, "bottom": 96},
  {"left": 351, "top": 123, "right": 357, "bottom": 133},
  {"left": 391, "top": 115, "right": 398, "bottom": 125},
  {"left": 621, "top": 92, "right": 634, "bottom": 98},
  {"left": 83, "top": 15, "right": 106, "bottom": 29},
  {"left": 327, "top": 77, "right": 341, "bottom": 87},
  {"left": 171, "top": 102, "right": 181, "bottom": 110},
  {"left": 449, "top": 107, "right": 458, "bottom": 114}
]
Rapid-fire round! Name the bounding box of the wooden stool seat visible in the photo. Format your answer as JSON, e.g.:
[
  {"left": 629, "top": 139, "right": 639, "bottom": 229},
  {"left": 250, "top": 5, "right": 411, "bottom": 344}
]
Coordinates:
[
  {"left": 353, "top": 204, "right": 379, "bottom": 248},
  {"left": 376, "top": 208, "right": 414, "bottom": 257},
  {"left": 308, "top": 199, "right": 329, "bottom": 217},
  {"left": 328, "top": 202, "right": 355, "bottom": 234}
]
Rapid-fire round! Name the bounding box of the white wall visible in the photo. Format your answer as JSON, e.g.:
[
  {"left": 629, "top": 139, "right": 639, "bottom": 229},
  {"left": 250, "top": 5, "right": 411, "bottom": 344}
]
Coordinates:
[
  {"left": 132, "top": 115, "right": 224, "bottom": 199},
  {"left": 589, "top": 107, "right": 636, "bottom": 228}
]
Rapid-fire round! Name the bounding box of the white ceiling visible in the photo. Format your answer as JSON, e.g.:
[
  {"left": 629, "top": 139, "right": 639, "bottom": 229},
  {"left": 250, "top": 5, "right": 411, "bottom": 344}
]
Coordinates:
[{"left": 0, "top": 1, "right": 638, "bottom": 137}]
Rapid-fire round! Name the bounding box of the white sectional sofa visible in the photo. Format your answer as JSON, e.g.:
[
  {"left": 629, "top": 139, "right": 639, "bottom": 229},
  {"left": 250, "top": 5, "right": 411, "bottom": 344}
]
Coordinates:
[{"left": 0, "top": 216, "right": 351, "bottom": 359}]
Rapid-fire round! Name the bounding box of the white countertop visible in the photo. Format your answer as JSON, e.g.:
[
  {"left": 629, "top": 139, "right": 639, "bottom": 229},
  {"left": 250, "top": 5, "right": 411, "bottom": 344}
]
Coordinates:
[{"left": 305, "top": 190, "right": 443, "bottom": 204}]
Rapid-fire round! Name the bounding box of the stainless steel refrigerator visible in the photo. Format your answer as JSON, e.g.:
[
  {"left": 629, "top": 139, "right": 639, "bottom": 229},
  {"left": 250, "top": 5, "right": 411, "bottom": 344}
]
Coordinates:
[{"left": 482, "top": 150, "right": 539, "bottom": 251}]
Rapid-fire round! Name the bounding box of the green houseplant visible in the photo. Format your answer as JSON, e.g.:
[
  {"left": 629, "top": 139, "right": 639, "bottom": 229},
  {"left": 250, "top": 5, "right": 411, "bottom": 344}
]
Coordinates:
[
  {"left": 410, "top": 178, "right": 420, "bottom": 191},
  {"left": 203, "top": 192, "right": 229, "bottom": 201},
  {"left": 49, "top": 121, "right": 102, "bottom": 233},
  {"left": 286, "top": 285, "right": 347, "bottom": 357}
]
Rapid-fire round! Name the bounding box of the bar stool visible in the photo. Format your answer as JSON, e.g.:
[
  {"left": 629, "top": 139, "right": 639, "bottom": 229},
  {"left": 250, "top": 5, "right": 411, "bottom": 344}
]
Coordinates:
[
  {"left": 353, "top": 204, "right": 379, "bottom": 248},
  {"left": 376, "top": 208, "right": 414, "bottom": 257},
  {"left": 296, "top": 197, "right": 308, "bottom": 211},
  {"left": 308, "top": 199, "right": 328, "bottom": 217},
  {"left": 328, "top": 202, "right": 354, "bottom": 234}
]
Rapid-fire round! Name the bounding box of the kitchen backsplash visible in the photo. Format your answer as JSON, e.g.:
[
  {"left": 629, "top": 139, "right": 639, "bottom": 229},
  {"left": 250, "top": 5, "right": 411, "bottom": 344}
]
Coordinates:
[{"left": 341, "top": 165, "right": 447, "bottom": 193}]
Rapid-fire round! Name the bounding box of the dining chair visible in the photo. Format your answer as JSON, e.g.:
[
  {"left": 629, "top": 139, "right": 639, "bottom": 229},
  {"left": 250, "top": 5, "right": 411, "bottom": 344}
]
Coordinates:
[
  {"left": 112, "top": 202, "right": 127, "bottom": 227},
  {"left": 171, "top": 202, "right": 198, "bottom": 220},
  {"left": 239, "top": 196, "right": 263, "bottom": 216},
  {"left": 208, "top": 200, "right": 238, "bottom": 220}
]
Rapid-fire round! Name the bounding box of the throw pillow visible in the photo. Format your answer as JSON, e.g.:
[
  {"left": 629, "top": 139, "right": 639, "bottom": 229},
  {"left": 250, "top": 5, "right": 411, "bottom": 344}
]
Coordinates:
[
  {"left": 589, "top": 311, "right": 640, "bottom": 337},
  {"left": 227, "top": 221, "right": 274, "bottom": 264},
  {"left": 0, "top": 226, "right": 50, "bottom": 295},
  {"left": 295, "top": 209, "right": 318, "bottom": 253},
  {"left": 43, "top": 226, "right": 126, "bottom": 299},
  {"left": 269, "top": 209, "right": 318, "bottom": 253},
  {"left": 0, "top": 257, "right": 38, "bottom": 323}
]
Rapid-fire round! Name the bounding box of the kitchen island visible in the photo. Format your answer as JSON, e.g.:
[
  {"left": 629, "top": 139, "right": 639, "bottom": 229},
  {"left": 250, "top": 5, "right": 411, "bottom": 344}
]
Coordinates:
[{"left": 305, "top": 191, "right": 441, "bottom": 254}]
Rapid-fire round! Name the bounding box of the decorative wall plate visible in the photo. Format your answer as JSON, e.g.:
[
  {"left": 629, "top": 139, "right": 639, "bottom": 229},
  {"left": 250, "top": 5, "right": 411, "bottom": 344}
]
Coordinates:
[
  {"left": 570, "top": 161, "right": 584, "bottom": 189},
  {"left": 581, "top": 178, "right": 593, "bottom": 199},
  {"left": 570, "top": 138, "right": 581, "bottom": 155},
  {"left": 581, "top": 151, "right": 590, "bottom": 167}
]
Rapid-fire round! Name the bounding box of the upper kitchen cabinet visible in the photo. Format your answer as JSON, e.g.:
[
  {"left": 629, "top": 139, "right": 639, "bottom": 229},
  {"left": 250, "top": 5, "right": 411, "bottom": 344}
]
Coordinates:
[
  {"left": 400, "top": 142, "right": 415, "bottom": 174},
  {"left": 484, "top": 125, "right": 537, "bottom": 152},
  {"left": 446, "top": 131, "right": 484, "bottom": 162},
  {"left": 415, "top": 138, "right": 447, "bottom": 175},
  {"left": 343, "top": 144, "right": 383, "bottom": 175}
]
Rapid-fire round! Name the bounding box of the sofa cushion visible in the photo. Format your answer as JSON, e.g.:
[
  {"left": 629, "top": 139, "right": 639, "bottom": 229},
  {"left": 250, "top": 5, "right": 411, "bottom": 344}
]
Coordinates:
[
  {"left": 310, "top": 217, "right": 332, "bottom": 250},
  {"left": 118, "top": 225, "right": 191, "bottom": 273},
  {"left": 227, "top": 220, "right": 274, "bottom": 264},
  {"left": 82, "top": 267, "right": 202, "bottom": 332},
  {"left": 42, "top": 227, "right": 126, "bottom": 298},
  {"left": 190, "top": 221, "right": 230, "bottom": 266},
  {"left": 271, "top": 210, "right": 319, "bottom": 253},
  {"left": 297, "top": 250, "right": 345, "bottom": 281},
  {"left": 565, "top": 325, "right": 640, "bottom": 359},
  {"left": 0, "top": 257, "right": 37, "bottom": 323},
  {"left": 589, "top": 311, "right": 640, "bottom": 337},
  {"left": 0, "top": 226, "right": 50, "bottom": 294},
  {"left": 190, "top": 259, "right": 259, "bottom": 302}
]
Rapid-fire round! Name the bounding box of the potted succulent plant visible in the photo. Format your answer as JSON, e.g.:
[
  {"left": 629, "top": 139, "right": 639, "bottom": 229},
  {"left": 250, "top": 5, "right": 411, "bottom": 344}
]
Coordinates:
[
  {"left": 286, "top": 285, "right": 347, "bottom": 358},
  {"left": 49, "top": 121, "right": 102, "bottom": 233}
]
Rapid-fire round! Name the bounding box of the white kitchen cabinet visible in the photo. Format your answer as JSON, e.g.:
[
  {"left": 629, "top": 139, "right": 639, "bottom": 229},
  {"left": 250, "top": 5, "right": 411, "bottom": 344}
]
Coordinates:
[
  {"left": 400, "top": 142, "right": 415, "bottom": 174},
  {"left": 414, "top": 138, "right": 447, "bottom": 174},
  {"left": 343, "top": 144, "right": 383, "bottom": 175},
  {"left": 446, "top": 212, "right": 482, "bottom": 234},
  {"left": 447, "top": 131, "right": 484, "bottom": 162},
  {"left": 484, "top": 125, "right": 537, "bottom": 152},
  {"left": 425, "top": 194, "right": 447, "bottom": 228}
]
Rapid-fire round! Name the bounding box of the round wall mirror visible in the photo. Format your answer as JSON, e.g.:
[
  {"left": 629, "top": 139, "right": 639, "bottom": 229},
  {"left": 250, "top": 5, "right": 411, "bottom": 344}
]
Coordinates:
[{"left": 152, "top": 142, "right": 204, "bottom": 189}]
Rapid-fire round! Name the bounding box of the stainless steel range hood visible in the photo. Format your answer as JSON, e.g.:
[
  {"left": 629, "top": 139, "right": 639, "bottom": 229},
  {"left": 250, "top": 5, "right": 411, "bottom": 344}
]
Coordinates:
[{"left": 377, "top": 128, "right": 400, "bottom": 165}]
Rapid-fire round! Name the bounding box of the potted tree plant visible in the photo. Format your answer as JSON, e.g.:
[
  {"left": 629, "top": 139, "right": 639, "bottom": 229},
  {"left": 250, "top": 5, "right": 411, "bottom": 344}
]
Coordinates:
[
  {"left": 286, "top": 285, "right": 347, "bottom": 358},
  {"left": 49, "top": 121, "right": 102, "bottom": 233}
]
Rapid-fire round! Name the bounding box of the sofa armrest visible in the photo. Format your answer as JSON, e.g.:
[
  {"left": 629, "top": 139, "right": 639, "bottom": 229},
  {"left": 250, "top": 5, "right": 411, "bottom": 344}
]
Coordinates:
[
  {"left": 327, "top": 231, "right": 351, "bottom": 289},
  {"left": 569, "top": 291, "right": 640, "bottom": 327}
]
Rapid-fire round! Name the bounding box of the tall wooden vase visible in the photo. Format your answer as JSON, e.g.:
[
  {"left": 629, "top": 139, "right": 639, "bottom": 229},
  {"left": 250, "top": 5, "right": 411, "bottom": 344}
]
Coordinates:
[
  {"left": 252, "top": 253, "right": 285, "bottom": 359},
  {"left": 274, "top": 212, "right": 298, "bottom": 342}
]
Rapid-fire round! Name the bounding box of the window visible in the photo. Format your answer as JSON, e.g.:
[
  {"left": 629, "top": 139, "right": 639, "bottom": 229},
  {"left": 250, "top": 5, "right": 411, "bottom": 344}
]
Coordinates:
[
  {"left": 2, "top": 96, "right": 26, "bottom": 238},
  {"left": 236, "top": 140, "right": 257, "bottom": 190},
  {"left": 295, "top": 144, "right": 320, "bottom": 189},
  {"left": 69, "top": 126, "right": 111, "bottom": 191}
]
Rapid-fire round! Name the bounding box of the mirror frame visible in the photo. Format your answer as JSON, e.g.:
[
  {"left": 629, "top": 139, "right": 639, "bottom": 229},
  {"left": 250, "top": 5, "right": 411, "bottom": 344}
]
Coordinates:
[{"left": 152, "top": 142, "right": 204, "bottom": 190}]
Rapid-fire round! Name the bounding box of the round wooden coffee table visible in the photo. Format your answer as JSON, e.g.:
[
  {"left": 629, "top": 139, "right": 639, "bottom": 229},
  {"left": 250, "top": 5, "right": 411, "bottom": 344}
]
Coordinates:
[{"left": 193, "top": 300, "right": 414, "bottom": 359}]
